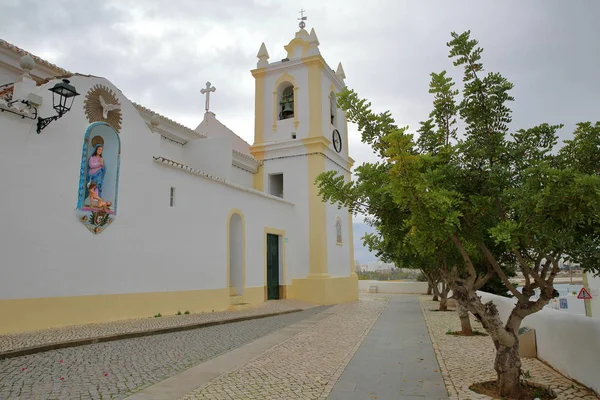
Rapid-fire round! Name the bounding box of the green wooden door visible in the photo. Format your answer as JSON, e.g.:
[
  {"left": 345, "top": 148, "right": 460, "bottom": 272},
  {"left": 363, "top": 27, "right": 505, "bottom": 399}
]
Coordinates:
[{"left": 266, "top": 234, "right": 280, "bottom": 300}]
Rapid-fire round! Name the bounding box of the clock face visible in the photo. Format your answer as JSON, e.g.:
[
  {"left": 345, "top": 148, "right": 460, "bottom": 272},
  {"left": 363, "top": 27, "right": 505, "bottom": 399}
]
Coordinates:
[{"left": 332, "top": 129, "right": 342, "bottom": 153}]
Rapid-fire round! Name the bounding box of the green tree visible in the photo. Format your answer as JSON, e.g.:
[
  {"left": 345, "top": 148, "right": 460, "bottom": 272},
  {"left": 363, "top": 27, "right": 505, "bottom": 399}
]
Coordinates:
[{"left": 317, "top": 31, "right": 600, "bottom": 397}]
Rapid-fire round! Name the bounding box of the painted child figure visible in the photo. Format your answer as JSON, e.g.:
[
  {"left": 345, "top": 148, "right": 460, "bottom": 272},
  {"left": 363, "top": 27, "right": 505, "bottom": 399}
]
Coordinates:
[{"left": 88, "top": 182, "right": 112, "bottom": 209}]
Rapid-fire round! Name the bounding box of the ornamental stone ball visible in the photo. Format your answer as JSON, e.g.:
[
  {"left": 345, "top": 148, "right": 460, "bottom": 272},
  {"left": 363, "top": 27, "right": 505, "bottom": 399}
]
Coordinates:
[
  {"left": 150, "top": 113, "right": 160, "bottom": 127},
  {"left": 19, "top": 54, "right": 35, "bottom": 72}
]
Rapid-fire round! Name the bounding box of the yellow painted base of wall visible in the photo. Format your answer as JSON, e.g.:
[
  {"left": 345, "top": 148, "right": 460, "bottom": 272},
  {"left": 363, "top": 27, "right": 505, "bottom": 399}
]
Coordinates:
[
  {"left": 0, "top": 288, "right": 233, "bottom": 335},
  {"left": 290, "top": 275, "right": 358, "bottom": 305},
  {"left": 242, "top": 286, "right": 267, "bottom": 305}
]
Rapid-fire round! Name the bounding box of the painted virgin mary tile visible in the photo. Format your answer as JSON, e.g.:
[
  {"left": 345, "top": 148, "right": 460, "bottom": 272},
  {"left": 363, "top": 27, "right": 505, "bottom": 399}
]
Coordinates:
[{"left": 75, "top": 121, "right": 121, "bottom": 234}]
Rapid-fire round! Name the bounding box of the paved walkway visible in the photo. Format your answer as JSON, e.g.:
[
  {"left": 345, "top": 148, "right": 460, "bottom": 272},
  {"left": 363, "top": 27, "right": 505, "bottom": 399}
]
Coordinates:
[
  {"left": 419, "top": 296, "right": 599, "bottom": 400},
  {"left": 177, "top": 296, "right": 388, "bottom": 400},
  {"left": 0, "top": 299, "right": 316, "bottom": 354},
  {"left": 0, "top": 307, "right": 328, "bottom": 400},
  {"left": 328, "top": 295, "right": 448, "bottom": 400}
]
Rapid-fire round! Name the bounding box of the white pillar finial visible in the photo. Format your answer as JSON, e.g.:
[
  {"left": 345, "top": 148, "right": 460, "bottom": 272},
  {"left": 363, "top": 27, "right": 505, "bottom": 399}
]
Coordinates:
[
  {"left": 200, "top": 81, "right": 216, "bottom": 113},
  {"left": 257, "top": 42, "right": 270, "bottom": 68}
]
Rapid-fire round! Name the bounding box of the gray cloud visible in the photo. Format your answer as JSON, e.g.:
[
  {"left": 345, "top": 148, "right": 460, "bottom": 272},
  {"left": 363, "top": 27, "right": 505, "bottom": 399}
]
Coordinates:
[{"left": 2, "top": 0, "right": 598, "bottom": 261}]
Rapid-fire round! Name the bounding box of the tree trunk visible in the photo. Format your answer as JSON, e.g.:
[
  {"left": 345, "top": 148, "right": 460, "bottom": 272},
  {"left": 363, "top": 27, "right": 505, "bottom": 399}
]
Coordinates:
[
  {"left": 495, "top": 334, "right": 522, "bottom": 397},
  {"left": 457, "top": 302, "right": 472, "bottom": 335},
  {"left": 451, "top": 277, "right": 527, "bottom": 397},
  {"left": 439, "top": 297, "right": 447, "bottom": 311},
  {"left": 430, "top": 279, "right": 440, "bottom": 301},
  {"left": 438, "top": 282, "right": 450, "bottom": 311},
  {"left": 427, "top": 282, "right": 433, "bottom": 295}
]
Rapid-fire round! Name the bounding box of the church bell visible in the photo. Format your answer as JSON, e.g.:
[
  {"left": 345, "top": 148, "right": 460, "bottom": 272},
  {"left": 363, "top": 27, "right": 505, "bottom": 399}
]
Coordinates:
[{"left": 280, "top": 101, "right": 294, "bottom": 119}]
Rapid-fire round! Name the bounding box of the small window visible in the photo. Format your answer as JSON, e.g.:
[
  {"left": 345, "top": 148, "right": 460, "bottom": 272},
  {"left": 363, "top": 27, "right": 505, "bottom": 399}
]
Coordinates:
[
  {"left": 269, "top": 174, "right": 284, "bottom": 198},
  {"left": 170, "top": 187, "right": 175, "bottom": 207},
  {"left": 330, "top": 92, "right": 337, "bottom": 127}
]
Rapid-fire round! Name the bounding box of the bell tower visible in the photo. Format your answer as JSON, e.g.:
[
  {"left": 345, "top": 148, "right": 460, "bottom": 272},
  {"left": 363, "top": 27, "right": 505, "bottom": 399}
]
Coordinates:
[{"left": 249, "top": 18, "right": 358, "bottom": 305}]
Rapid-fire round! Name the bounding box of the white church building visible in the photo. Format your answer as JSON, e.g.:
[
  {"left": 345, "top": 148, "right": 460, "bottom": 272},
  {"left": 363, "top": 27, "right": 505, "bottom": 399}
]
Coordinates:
[{"left": 0, "top": 25, "right": 358, "bottom": 334}]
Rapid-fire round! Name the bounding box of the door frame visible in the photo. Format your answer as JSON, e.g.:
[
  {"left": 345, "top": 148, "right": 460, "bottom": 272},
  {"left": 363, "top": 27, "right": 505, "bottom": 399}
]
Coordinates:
[{"left": 264, "top": 227, "right": 286, "bottom": 300}]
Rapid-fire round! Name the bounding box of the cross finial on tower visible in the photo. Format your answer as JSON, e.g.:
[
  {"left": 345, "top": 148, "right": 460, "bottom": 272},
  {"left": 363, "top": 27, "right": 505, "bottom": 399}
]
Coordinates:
[
  {"left": 298, "top": 9, "right": 307, "bottom": 29},
  {"left": 200, "top": 81, "right": 216, "bottom": 113}
]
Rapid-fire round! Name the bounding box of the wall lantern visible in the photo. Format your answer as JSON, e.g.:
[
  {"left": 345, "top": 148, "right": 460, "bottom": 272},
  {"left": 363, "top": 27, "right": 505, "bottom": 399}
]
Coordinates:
[{"left": 37, "top": 79, "right": 80, "bottom": 134}]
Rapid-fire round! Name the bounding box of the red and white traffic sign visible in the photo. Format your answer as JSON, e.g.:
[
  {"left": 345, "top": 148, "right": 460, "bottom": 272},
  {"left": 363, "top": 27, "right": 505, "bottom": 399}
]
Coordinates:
[{"left": 577, "top": 287, "right": 593, "bottom": 300}]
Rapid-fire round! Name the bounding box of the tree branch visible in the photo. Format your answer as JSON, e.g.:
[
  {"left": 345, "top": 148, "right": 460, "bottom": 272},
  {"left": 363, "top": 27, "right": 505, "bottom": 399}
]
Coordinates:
[
  {"left": 512, "top": 247, "right": 545, "bottom": 288},
  {"left": 451, "top": 234, "right": 477, "bottom": 287},
  {"left": 479, "top": 243, "right": 527, "bottom": 302},
  {"left": 474, "top": 260, "right": 495, "bottom": 290}
]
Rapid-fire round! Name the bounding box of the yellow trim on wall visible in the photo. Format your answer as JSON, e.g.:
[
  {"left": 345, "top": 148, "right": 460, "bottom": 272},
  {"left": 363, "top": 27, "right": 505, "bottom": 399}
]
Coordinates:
[
  {"left": 304, "top": 57, "right": 324, "bottom": 138},
  {"left": 252, "top": 164, "right": 264, "bottom": 192},
  {"left": 253, "top": 71, "right": 266, "bottom": 146},
  {"left": 226, "top": 209, "right": 247, "bottom": 297},
  {"left": 291, "top": 276, "right": 358, "bottom": 305},
  {"left": 284, "top": 38, "right": 310, "bottom": 59},
  {"left": 343, "top": 113, "right": 351, "bottom": 160},
  {"left": 347, "top": 210, "right": 357, "bottom": 276},
  {"left": 263, "top": 227, "right": 287, "bottom": 299},
  {"left": 306, "top": 151, "right": 328, "bottom": 278},
  {"left": 344, "top": 165, "right": 357, "bottom": 276},
  {"left": 302, "top": 136, "right": 330, "bottom": 153},
  {"left": 242, "top": 286, "right": 266, "bottom": 306},
  {"left": 0, "top": 289, "right": 231, "bottom": 335}
]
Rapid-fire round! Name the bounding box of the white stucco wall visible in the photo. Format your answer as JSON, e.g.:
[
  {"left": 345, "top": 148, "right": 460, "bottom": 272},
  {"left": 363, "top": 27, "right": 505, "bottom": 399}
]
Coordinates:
[
  {"left": 183, "top": 136, "right": 232, "bottom": 181},
  {"left": 0, "top": 70, "right": 13, "bottom": 85},
  {"left": 477, "top": 291, "right": 600, "bottom": 394},
  {"left": 230, "top": 166, "right": 253, "bottom": 187},
  {"left": 158, "top": 137, "right": 185, "bottom": 161},
  {"left": 358, "top": 281, "right": 429, "bottom": 294},
  {"left": 0, "top": 75, "right": 295, "bottom": 301}
]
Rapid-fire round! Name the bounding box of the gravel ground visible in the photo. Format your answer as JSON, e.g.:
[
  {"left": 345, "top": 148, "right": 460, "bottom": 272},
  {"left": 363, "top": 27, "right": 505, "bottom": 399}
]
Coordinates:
[{"left": 418, "top": 296, "right": 599, "bottom": 400}]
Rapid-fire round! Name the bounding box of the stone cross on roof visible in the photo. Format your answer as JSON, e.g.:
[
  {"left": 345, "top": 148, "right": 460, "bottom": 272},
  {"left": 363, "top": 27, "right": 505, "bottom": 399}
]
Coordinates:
[{"left": 200, "top": 81, "right": 216, "bottom": 112}]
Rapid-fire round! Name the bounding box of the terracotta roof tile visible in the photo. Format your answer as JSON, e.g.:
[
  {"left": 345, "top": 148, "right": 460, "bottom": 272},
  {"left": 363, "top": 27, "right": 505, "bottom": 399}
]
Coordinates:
[
  {"left": 0, "top": 39, "right": 70, "bottom": 75},
  {"left": 0, "top": 83, "right": 14, "bottom": 99}
]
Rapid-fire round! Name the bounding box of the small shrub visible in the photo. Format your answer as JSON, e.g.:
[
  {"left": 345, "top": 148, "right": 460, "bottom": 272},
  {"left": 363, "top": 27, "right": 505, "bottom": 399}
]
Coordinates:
[
  {"left": 154, "top": 313, "right": 162, "bottom": 318},
  {"left": 184, "top": 310, "right": 190, "bottom": 315},
  {"left": 176, "top": 311, "right": 182, "bottom": 315}
]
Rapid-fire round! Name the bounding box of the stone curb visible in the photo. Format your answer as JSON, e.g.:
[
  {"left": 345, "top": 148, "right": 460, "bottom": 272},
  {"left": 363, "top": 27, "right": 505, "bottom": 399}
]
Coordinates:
[{"left": 0, "top": 309, "right": 303, "bottom": 360}]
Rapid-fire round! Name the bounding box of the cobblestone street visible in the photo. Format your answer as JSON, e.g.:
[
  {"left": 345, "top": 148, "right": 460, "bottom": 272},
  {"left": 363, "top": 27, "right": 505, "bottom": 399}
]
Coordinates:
[
  {"left": 419, "top": 296, "right": 599, "bottom": 400},
  {"left": 0, "top": 300, "right": 315, "bottom": 354},
  {"left": 179, "top": 296, "right": 388, "bottom": 400},
  {"left": 0, "top": 306, "right": 327, "bottom": 400}
]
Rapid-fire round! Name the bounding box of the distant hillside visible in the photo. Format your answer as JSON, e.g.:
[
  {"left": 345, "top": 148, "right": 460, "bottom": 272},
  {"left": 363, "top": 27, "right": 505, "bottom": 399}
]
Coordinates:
[{"left": 352, "top": 221, "right": 378, "bottom": 264}]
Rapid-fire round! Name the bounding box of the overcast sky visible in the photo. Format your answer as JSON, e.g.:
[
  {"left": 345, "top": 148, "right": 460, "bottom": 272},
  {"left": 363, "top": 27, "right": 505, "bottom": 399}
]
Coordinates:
[{"left": 2, "top": 0, "right": 598, "bottom": 262}]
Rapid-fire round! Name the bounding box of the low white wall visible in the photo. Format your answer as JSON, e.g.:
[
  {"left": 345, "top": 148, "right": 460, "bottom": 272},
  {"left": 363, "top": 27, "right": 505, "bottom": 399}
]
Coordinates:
[
  {"left": 358, "top": 280, "right": 428, "bottom": 294},
  {"left": 478, "top": 291, "right": 600, "bottom": 394}
]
